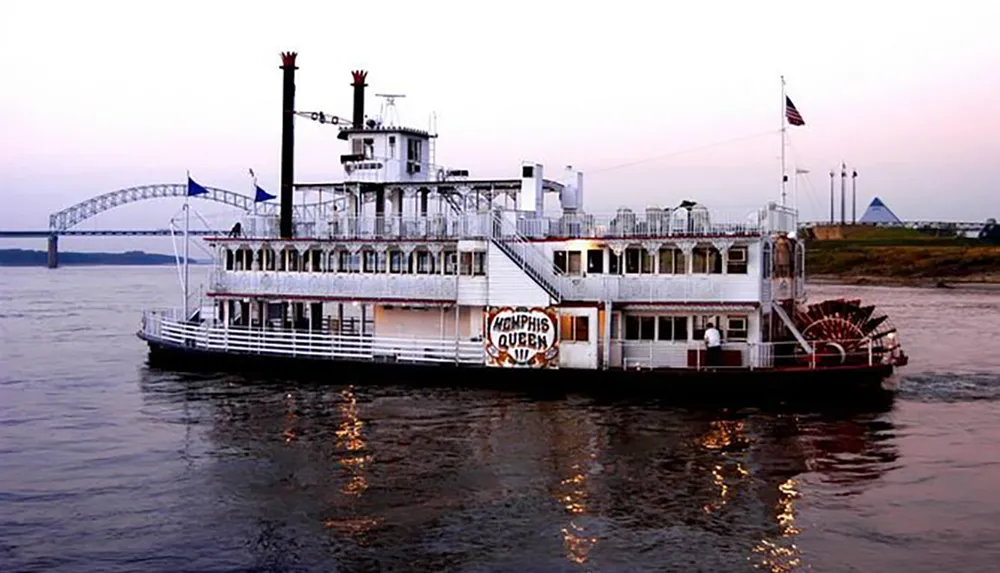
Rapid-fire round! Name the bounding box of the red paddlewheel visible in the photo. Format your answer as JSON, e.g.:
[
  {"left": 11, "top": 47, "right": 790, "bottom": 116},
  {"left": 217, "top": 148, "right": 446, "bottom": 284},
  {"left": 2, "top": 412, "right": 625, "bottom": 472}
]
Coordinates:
[{"left": 792, "top": 298, "right": 898, "bottom": 366}]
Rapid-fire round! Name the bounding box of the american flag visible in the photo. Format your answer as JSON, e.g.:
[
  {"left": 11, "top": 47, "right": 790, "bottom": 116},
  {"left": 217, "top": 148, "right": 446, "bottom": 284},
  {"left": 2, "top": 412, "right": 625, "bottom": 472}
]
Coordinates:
[{"left": 785, "top": 96, "right": 805, "bottom": 126}]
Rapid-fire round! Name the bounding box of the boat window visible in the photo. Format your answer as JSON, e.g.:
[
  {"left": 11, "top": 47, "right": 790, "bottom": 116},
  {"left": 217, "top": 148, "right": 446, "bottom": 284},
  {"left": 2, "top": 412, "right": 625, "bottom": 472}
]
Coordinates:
[
  {"left": 225, "top": 248, "right": 234, "bottom": 271},
  {"left": 259, "top": 248, "right": 276, "bottom": 271},
  {"left": 586, "top": 249, "right": 603, "bottom": 274},
  {"left": 338, "top": 251, "right": 360, "bottom": 273},
  {"left": 624, "top": 248, "right": 655, "bottom": 274},
  {"left": 459, "top": 252, "right": 473, "bottom": 275},
  {"left": 310, "top": 248, "right": 323, "bottom": 272},
  {"left": 388, "top": 251, "right": 404, "bottom": 273},
  {"left": 624, "top": 248, "right": 640, "bottom": 274},
  {"left": 727, "top": 246, "right": 748, "bottom": 274},
  {"left": 692, "top": 314, "right": 722, "bottom": 341},
  {"left": 363, "top": 250, "right": 379, "bottom": 273},
  {"left": 609, "top": 252, "right": 621, "bottom": 275},
  {"left": 762, "top": 243, "right": 772, "bottom": 278},
  {"left": 407, "top": 138, "right": 423, "bottom": 163},
  {"left": 567, "top": 251, "right": 582, "bottom": 275},
  {"left": 473, "top": 252, "right": 486, "bottom": 276},
  {"left": 553, "top": 250, "right": 567, "bottom": 273},
  {"left": 692, "top": 246, "right": 722, "bottom": 274},
  {"left": 726, "top": 315, "right": 748, "bottom": 341},
  {"left": 658, "top": 247, "right": 686, "bottom": 274},
  {"left": 560, "top": 315, "right": 590, "bottom": 342},
  {"left": 443, "top": 250, "right": 457, "bottom": 275},
  {"left": 657, "top": 316, "right": 688, "bottom": 341},
  {"left": 279, "top": 247, "right": 300, "bottom": 272},
  {"left": 624, "top": 315, "right": 655, "bottom": 340}
]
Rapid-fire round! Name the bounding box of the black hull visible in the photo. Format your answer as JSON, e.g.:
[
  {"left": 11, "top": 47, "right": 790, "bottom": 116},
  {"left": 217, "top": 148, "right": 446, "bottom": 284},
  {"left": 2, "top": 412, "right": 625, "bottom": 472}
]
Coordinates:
[{"left": 141, "top": 334, "right": 899, "bottom": 409}]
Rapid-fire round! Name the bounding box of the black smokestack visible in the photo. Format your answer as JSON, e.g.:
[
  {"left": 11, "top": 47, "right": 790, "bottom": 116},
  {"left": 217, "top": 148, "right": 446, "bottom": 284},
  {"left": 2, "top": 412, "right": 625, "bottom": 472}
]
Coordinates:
[
  {"left": 279, "top": 52, "right": 298, "bottom": 239},
  {"left": 352, "top": 70, "right": 368, "bottom": 129}
]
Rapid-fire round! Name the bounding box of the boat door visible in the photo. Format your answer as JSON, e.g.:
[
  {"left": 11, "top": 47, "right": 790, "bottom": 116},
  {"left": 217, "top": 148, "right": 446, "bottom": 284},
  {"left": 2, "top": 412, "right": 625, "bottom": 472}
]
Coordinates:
[{"left": 558, "top": 307, "right": 599, "bottom": 370}]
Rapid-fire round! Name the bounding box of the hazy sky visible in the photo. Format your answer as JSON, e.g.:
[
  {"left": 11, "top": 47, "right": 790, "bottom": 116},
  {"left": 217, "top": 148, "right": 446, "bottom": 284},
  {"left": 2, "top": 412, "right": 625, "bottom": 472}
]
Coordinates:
[{"left": 2, "top": 1, "right": 998, "bottom": 252}]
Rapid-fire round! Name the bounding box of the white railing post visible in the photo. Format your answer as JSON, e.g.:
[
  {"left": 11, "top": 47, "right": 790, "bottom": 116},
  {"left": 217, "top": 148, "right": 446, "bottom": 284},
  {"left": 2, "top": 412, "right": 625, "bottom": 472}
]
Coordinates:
[{"left": 868, "top": 338, "right": 873, "bottom": 366}]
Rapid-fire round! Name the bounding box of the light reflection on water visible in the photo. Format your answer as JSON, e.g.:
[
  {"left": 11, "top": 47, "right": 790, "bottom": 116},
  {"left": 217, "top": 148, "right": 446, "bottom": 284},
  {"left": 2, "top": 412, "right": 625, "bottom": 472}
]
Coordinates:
[{"left": 1, "top": 268, "right": 1000, "bottom": 572}]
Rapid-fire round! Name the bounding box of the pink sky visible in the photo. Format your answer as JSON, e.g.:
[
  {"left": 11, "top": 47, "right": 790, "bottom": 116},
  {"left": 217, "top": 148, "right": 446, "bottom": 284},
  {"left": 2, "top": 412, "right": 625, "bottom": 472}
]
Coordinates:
[{"left": 1, "top": 1, "right": 998, "bottom": 251}]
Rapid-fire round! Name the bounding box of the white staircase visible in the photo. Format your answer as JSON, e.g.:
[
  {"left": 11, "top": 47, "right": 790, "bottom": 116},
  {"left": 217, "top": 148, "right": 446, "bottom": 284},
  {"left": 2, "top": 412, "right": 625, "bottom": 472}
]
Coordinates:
[{"left": 489, "top": 211, "right": 566, "bottom": 303}]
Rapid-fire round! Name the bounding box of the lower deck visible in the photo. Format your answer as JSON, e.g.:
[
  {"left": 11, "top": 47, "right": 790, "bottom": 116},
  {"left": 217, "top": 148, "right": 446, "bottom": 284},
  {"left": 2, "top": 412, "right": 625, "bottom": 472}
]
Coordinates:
[
  {"left": 143, "top": 295, "right": 887, "bottom": 373},
  {"left": 139, "top": 330, "right": 897, "bottom": 404}
]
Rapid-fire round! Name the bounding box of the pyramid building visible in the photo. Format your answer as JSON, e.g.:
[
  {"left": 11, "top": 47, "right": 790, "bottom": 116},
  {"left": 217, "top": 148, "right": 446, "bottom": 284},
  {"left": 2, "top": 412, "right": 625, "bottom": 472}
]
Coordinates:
[{"left": 859, "top": 197, "right": 902, "bottom": 224}]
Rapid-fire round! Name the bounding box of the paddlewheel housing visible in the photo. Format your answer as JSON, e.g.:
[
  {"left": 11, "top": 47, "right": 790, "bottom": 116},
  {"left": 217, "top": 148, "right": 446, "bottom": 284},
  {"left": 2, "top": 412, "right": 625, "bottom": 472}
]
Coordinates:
[{"left": 791, "top": 298, "right": 905, "bottom": 366}]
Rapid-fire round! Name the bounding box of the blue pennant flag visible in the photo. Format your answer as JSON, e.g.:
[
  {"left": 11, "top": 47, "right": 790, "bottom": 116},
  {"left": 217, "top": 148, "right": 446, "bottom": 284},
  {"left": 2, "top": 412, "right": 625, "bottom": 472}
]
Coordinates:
[
  {"left": 254, "top": 185, "right": 276, "bottom": 203},
  {"left": 187, "top": 176, "right": 209, "bottom": 197}
]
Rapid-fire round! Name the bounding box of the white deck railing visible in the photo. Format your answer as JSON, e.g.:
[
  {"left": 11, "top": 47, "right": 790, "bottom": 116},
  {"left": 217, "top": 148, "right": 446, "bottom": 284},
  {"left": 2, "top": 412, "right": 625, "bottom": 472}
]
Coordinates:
[
  {"left": 233, "top": 204, "right": 797, "bottom": 242},
  {"left": 210, "top": 271, "right": 458, "bottom": 301},
  {"left": 140, "top": 312, "right": 890, "bottom": 372},
  {"left": 141, "top": 310, "right": 484, "bottom": 365},
  {"left": 611, "top": 338, "right": 885, "bottom": 370}
]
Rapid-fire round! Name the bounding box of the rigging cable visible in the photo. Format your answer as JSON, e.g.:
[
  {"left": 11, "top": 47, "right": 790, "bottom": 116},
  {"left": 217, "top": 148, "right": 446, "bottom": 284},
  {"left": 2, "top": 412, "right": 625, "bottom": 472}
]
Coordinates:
[{"left": 588, "top": 129, "right": 781, "bottom": 175}]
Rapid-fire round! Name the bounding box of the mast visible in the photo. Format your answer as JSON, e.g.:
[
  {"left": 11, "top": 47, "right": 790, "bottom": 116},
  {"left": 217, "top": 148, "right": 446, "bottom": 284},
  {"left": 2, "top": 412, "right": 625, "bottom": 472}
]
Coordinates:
[
  {"left": 183, "top": 170, "right": 190, "bottom": 320},
  {"left": 780, "top": 76, "right": 787, "bottom": 206}
]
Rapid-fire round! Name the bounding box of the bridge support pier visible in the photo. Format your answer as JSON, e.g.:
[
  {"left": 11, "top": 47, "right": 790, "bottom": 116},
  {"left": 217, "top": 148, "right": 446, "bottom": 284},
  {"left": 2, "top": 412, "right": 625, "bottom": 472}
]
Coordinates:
[{"left": 47, "top": 234, "right": 59, "bottom": 269}]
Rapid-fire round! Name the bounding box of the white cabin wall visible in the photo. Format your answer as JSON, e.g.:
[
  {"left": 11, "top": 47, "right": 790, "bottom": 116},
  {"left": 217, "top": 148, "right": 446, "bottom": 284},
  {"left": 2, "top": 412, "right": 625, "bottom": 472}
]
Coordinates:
[
  {"left": 457, "top": 277, "right": 487, "bottom": 305},
  {"left": 374, "top": 305, "right": 482, "bottom": 339},
  {"left": 486, "top": 244, "right": 552, "bottom": 308}
]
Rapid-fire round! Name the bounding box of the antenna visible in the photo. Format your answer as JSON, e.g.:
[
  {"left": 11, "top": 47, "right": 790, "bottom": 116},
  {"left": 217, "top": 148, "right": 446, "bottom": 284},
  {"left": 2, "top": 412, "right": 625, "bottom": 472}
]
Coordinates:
[{"left": 375, "top": 93, "right": 405, "bottom": 127}]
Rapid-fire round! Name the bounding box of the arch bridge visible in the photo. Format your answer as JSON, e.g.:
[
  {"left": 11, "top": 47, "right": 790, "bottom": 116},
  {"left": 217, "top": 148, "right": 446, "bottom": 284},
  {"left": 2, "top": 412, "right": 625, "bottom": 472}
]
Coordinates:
[{"left": 25, "top": 183, "right": 336, "bottom": 268}]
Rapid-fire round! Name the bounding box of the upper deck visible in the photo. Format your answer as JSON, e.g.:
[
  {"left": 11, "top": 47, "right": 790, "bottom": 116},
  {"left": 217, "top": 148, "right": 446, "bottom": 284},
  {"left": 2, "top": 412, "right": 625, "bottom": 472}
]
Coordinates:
[
  {"left": 221, "top": 201, "right": 795, "bottom": 244},
  {"left": 198, "top": 65, "right": 804, "bottom": 308}
]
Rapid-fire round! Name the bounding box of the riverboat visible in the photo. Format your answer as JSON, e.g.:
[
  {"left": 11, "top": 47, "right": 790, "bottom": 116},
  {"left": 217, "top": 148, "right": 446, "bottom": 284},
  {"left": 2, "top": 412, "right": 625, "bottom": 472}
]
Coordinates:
[{"left": 138, "top": 52, "right": 908, "bottom": 399}]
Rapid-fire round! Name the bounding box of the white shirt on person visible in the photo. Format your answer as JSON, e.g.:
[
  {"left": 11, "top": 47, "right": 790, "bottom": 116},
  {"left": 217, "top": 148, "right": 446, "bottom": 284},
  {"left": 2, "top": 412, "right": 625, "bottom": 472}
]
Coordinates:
[{"left": 704, "top": 327, "right": 721, "bottom": 348}]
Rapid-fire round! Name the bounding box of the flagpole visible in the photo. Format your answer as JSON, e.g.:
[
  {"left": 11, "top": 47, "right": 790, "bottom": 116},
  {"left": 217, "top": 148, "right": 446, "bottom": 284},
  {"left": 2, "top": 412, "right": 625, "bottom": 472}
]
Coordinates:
[
  {"left": 252, "top": 170, "right": 258, "bottom": 217},
  {"left": 780, "top": 75, "right": 787, "bottom": 207},
  {"left": 183, "top": 170, "right": 191, "bottom": 321}
]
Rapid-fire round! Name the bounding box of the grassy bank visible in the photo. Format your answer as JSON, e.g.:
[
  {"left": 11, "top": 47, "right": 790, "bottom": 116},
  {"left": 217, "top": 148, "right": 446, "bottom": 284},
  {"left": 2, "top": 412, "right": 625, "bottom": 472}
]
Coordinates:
[{"left": 804, "top": 226, "right": 1000, "bottom": 286}]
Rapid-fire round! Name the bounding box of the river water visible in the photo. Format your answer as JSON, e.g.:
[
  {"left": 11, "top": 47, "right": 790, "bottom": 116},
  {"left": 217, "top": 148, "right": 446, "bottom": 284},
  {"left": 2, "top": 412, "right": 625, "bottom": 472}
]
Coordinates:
[{"left": 1, "top": 266, "right": 999, "bottom": 572}]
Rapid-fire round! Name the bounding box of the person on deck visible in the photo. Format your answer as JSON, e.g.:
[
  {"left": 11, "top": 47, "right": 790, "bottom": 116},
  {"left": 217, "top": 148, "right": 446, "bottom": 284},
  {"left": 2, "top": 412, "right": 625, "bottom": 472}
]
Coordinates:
[{"left": 704, "top": 322, "right": 722, "bottom": 368}]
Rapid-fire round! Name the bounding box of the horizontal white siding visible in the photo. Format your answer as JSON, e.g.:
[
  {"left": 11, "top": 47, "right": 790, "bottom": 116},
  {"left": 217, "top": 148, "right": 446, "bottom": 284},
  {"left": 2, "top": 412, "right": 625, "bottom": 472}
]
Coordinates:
[
  {"left": 457, "top": 277, "right": 487, "bottom": 305},
  {"left": 212, "top": 270, "right": 456, "bottom": 302},
  {"left": 486, "top": 244, "right": 551, "bottom": 308},
  {"left": 374, "top": 305, "right": 483, "bottom": 339}
]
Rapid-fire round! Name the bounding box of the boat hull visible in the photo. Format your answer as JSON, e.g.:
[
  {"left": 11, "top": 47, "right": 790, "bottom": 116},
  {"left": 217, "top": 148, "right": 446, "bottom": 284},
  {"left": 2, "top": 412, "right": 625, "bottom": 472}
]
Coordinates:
[{"left": 140, "top": 334, "right": 898, "bottom": 406}]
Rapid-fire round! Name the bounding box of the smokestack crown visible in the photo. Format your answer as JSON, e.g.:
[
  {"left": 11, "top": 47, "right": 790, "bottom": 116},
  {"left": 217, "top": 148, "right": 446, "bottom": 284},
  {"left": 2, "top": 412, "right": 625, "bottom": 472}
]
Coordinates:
[
  {"left": 351, "top": 70, "right": 368, "bottom": 130},
  {"left": 280, "top": 51, "right": 298, "bottom": 68}
]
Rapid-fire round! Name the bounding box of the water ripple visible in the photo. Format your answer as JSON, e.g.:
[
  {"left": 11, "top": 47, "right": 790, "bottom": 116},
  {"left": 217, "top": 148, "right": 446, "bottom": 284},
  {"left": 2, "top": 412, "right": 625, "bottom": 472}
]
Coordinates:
[{"left": 0, "top": 270, "right": 999, "bottom": 571}]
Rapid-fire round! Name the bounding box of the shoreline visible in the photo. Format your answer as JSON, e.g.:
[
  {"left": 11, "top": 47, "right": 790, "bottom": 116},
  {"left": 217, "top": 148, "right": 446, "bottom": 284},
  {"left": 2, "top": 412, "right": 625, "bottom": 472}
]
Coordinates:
[{"left": 808, "top": 274, "right": 1000, "bottom": 290}]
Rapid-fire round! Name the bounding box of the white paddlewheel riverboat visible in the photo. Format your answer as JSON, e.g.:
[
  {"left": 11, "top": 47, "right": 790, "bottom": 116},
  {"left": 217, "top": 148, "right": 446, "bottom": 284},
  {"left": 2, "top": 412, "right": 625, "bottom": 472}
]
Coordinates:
[{"left": 138, "top": 53, "right": 908, "bottom": 398}]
